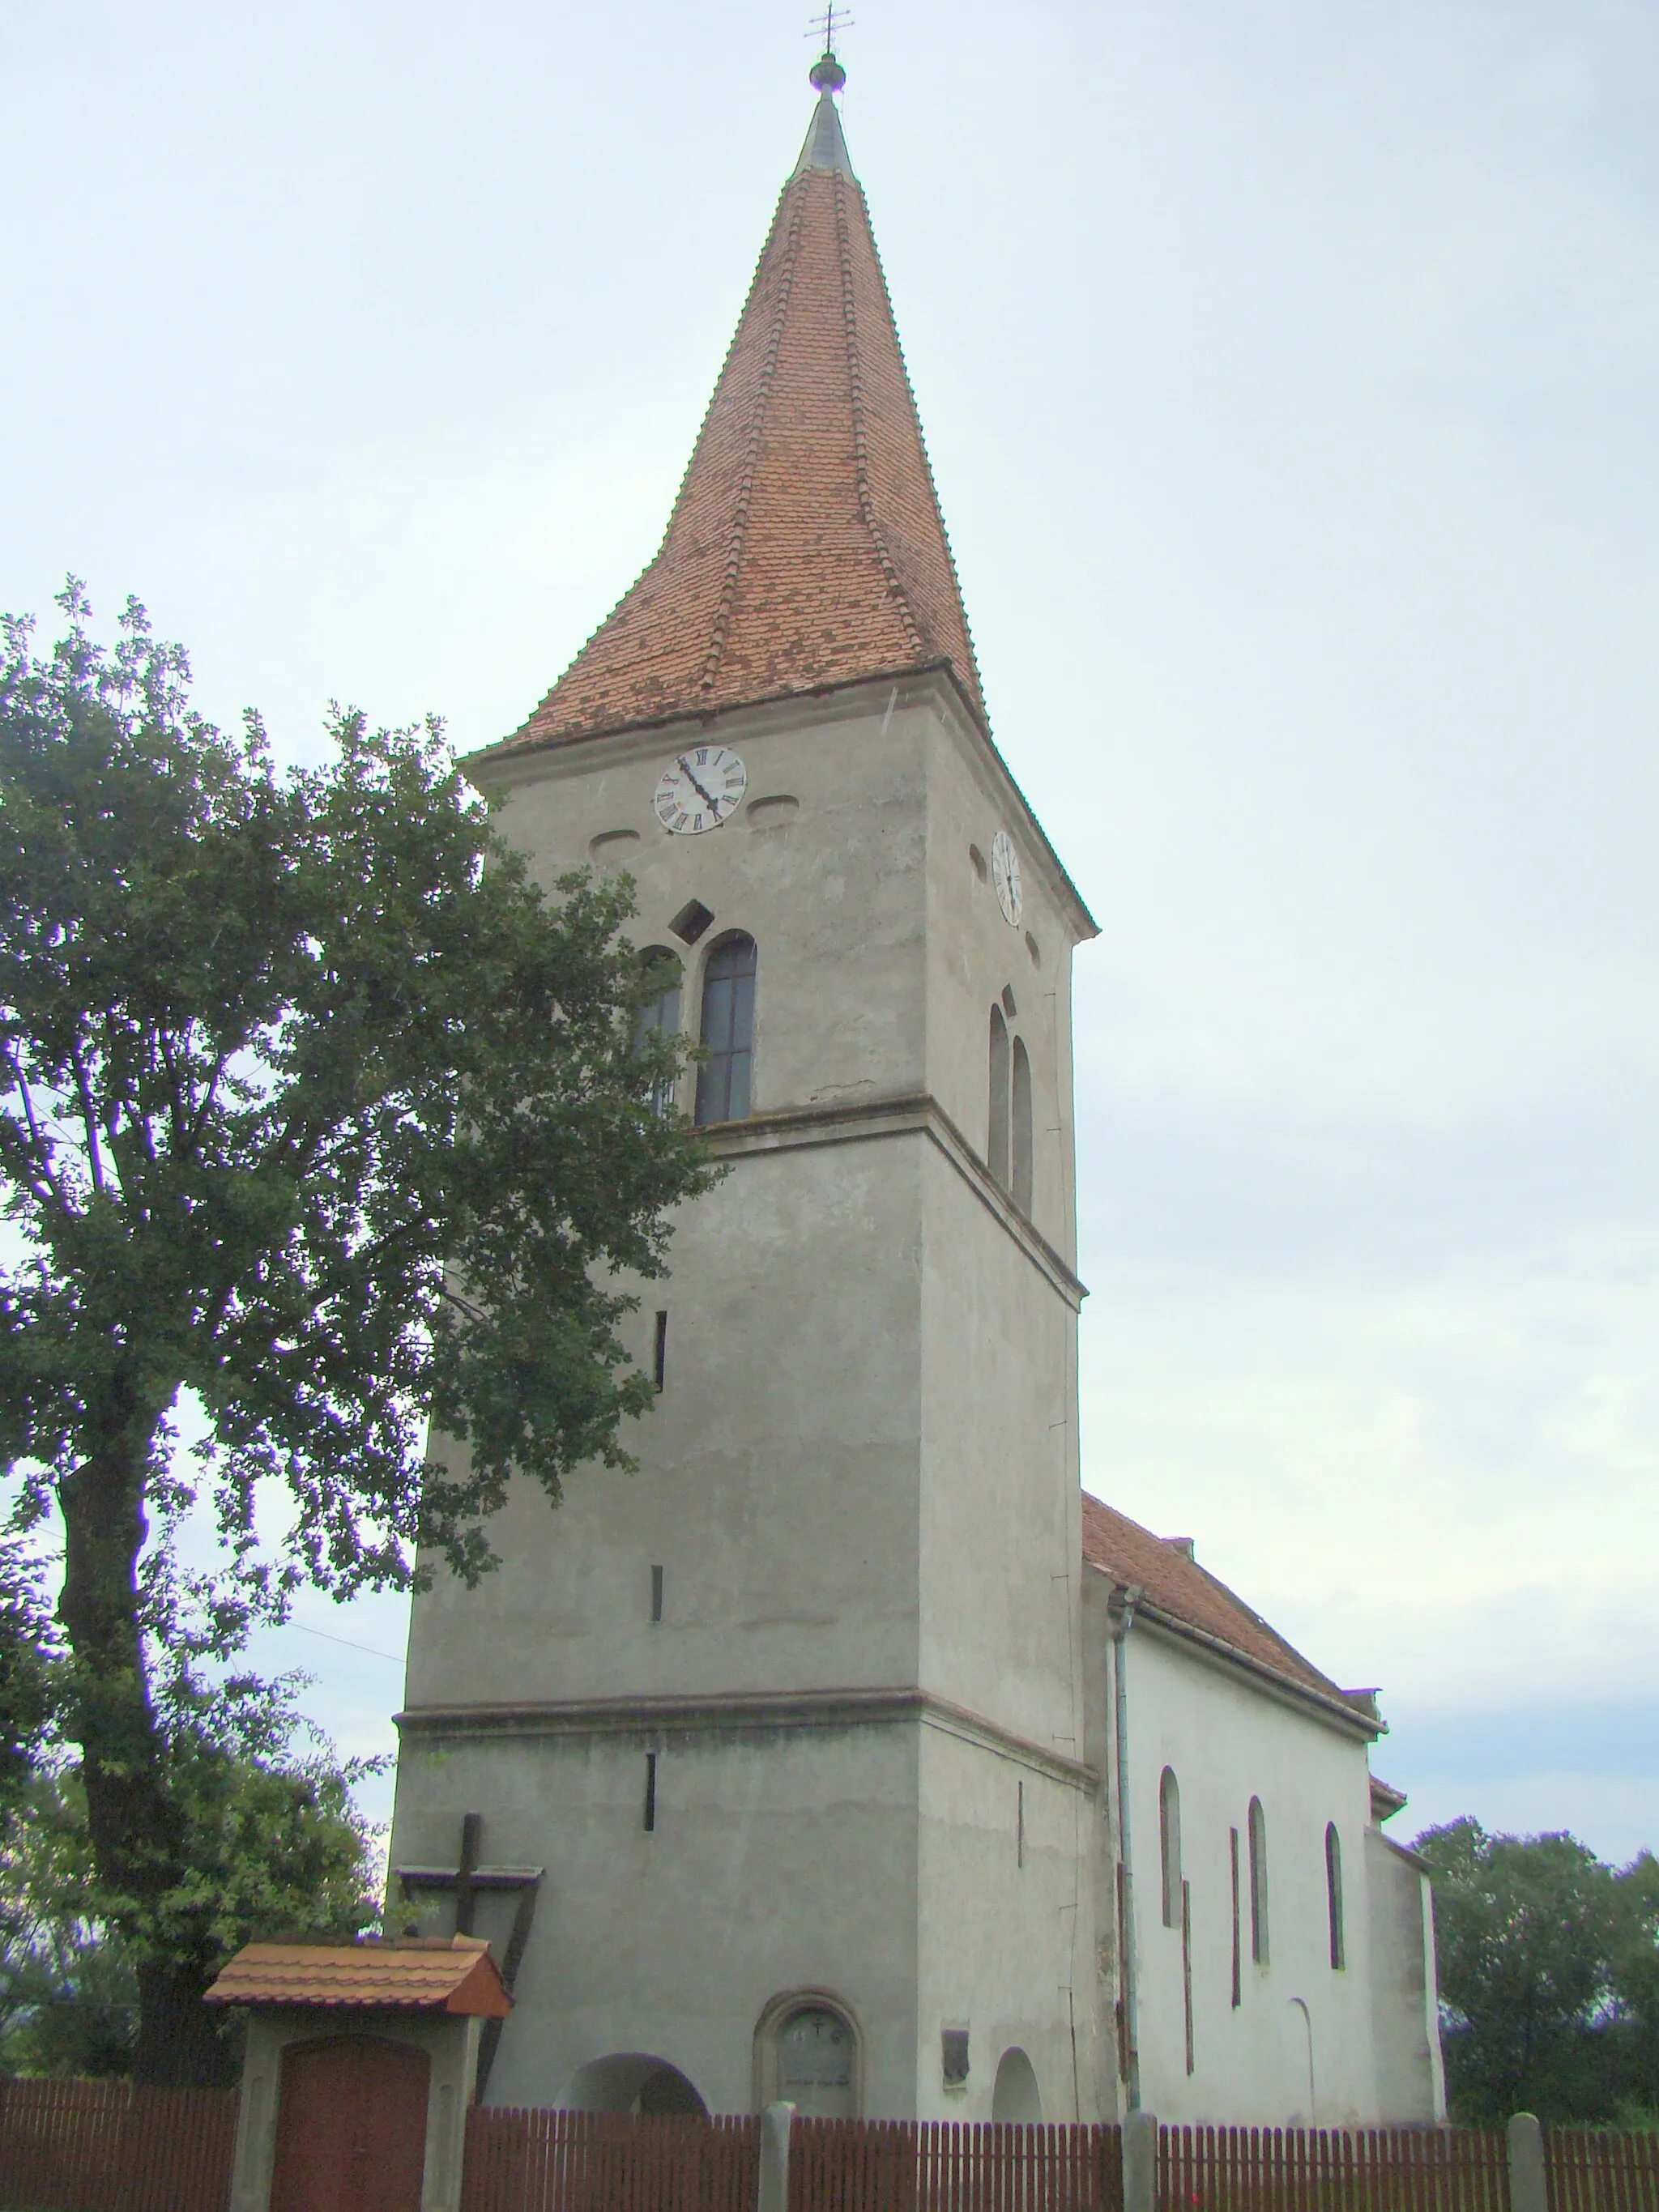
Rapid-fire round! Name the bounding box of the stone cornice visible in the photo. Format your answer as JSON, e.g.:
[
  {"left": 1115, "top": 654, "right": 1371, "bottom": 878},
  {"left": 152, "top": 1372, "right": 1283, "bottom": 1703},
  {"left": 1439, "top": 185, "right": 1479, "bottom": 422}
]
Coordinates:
[
  {"left": 395, "top": 1684, "right": 1098, "bottom": 1792},
  {"left": 698, "top": 1087, "right": 1086, "bottom": 1310}
]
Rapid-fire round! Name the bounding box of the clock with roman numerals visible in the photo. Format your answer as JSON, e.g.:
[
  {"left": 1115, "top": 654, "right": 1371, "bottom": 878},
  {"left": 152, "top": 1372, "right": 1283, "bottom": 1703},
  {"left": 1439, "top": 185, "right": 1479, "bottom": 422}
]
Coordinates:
[{"left": 653, "top": 744, "right": 748, "bottom": 835}]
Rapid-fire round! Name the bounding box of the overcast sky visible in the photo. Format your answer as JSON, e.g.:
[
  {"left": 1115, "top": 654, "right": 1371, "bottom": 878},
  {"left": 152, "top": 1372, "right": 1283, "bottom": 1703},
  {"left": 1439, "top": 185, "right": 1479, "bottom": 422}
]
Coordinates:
[{"left": 4, "top": 0, "right": 1656, "bottom": 1863}]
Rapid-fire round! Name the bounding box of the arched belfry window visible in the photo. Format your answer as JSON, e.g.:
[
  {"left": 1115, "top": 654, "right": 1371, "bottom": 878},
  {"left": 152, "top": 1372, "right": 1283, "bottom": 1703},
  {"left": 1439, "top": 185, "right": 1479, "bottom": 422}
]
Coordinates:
[
  {"left": 987, "top": 1005, "right": 1011, "bottom": 1188},
  {"left": 1159, "top": 1767, "right": 1182, "bottom": 1929},
  {"left": 695, "top": 932, "right": 757, "bottom": 1125},
  {"left": 1325, "top": 1822, "right": 1346, "bottom": 1970},
  {"left": 1011, "top": 1036, "right": 1034, "bottom": 1215},
  {"left": 1158, "top": 1769, "right": 1185, "bottom": 1929},
  {"left": 1247, "top": 1796, "right": 1270, "bottom": 1966},
  {"left": 635, "top": 947, "right": 682, "bottom": 1117}
]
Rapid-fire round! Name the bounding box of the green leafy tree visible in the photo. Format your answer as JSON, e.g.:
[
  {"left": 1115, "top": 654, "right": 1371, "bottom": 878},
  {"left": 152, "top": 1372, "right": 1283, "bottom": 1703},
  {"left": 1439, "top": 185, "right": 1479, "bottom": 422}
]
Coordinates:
[
  {"left": 2, "top": 1521, "right": 382, "bottom": 2081},
  {"left": 1610, "top": 1852, "right": 1659, "bottom": 2118},
  {"left": 1417, "top": 1818, "right": 1627, "bottom": 2121},
  {"left": 0, "top": 1541, "right": 56, "bottom": 1821},
  {"left": 1, "top": 1675, "right": 380, "bottom": 2079},
  {"left": 0, "top": 584, "right": 714, "bottom": 2082}
]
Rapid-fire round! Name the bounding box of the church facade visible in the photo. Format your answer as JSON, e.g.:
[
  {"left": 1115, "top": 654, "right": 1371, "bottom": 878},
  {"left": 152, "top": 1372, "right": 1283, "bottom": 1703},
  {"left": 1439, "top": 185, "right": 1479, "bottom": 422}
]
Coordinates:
[{"left": 386, "top": 59, "right": 1444, "bottom": 2130}]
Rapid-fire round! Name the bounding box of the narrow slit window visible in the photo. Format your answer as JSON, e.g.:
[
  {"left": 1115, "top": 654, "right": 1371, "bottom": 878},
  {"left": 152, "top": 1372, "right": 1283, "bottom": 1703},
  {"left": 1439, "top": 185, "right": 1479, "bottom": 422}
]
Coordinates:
[
  {"left": 1017, "top": 1779, "right": 1026, "bottom": 1869},
  {"left": 1326, "top": 1822, "right": 1345, "bottom": 1970},
  {"left": 695, "top": 932, "right": 757, "bottom": 1124},
  {"left": 643, "top": 1752, "right": 658, "bottom": 1831},
  {"left": 650, "top": 1565, "right": 663, "bottom": 1625},
  {"left": 1247, "top": 1796, "right": 1269, "bottom": 1966},
  {"left": 1230, "top": 1826, "right": 1242, "bottom": 2009},
  {"left": 1011, "top": 1036, "right": 1033, "bottom": 1213},
  {"left": 653, "top": 1310, "right": 668, "bottom": 1392},
  {"left": 987, "top": 1005, "right": 1011, "bottom": 1188}
]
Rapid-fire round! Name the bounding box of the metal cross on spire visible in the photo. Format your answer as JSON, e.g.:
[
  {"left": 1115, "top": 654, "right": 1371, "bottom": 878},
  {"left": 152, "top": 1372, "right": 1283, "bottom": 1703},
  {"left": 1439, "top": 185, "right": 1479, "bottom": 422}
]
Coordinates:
[
  {"left": 806, "top": 3, "right": 853, "bottom": 53},
  {"left": 806, "top": 2, "right": 852, "bottom": 90}
]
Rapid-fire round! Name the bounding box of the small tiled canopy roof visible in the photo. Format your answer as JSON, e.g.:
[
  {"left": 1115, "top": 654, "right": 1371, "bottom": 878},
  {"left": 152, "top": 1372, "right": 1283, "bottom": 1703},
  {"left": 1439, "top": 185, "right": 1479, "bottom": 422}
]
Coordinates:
[
  {"left": 204, "top": 1937, "right": 510, "bottom": 2018},
  {"left": 485, "top": 83, "right": 983, "bottom": 761},
  {"left": 1081, "top": 1493, "right": 1380, "bottom": 1728}
]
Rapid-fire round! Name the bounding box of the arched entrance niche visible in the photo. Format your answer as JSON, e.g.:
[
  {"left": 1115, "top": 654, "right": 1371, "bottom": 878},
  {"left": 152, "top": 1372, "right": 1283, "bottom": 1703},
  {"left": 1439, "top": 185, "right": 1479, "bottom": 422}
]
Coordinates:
[
  {"left": 561, "top": 2052, "right": 708, "bottom": 2116},
  {"left": 753, "top": 1990, "right": 862, "bottom": 2118},
  {"left": 991, "top": 2047, "right": 1043, "bottom": 2124}
]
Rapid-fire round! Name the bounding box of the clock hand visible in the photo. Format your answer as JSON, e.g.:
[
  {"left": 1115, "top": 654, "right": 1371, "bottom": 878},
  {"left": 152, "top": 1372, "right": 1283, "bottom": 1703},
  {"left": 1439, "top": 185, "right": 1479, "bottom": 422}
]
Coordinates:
[{"left": 676, "top": 756, "right": 721, "bottom": 810}]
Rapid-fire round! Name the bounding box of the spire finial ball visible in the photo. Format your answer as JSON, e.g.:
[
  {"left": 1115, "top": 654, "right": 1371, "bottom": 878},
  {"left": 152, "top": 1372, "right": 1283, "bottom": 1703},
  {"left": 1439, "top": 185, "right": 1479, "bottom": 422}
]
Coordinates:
[{"left": 809, "top": 51, "right": 847, "bottom": 94}]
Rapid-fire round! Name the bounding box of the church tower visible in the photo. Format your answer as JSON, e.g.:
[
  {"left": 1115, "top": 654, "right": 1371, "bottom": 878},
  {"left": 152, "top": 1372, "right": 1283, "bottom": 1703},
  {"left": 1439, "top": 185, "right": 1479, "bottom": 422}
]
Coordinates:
[{"left": 388, "top": 53, "right": 1101, "bottom": 2124}]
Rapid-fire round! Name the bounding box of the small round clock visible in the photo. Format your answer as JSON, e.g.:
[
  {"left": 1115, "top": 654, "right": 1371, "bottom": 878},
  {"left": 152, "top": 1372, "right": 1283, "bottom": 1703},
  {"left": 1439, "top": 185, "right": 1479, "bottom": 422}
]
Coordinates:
[
  {"left": 653, "top": 744, "right": 747, "bottom": 835},
  {"left": 991, "top": 829, "right": 1022, "bottom": 927}
]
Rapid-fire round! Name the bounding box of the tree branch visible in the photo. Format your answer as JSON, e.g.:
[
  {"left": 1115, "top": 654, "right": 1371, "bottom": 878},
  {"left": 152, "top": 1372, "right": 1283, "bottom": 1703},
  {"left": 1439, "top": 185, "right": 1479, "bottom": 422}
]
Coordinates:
[
  {"left": 68, "top": 1042, "right": 106, "bottom": 1196},
  {"left": 2, "top": 1046, "right": 75, "bottom": 1218}
]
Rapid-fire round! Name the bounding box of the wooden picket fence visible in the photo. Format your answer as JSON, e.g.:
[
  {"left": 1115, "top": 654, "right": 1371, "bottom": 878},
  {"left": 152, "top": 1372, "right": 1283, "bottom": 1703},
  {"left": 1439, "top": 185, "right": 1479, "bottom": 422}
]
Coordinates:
[
  {"left": 1546, "top": 2132, "right": 1659, "bottom": 2212},
  {"left": 790, "top": 2118, "right": 1124, "bottom": 2212},
  {"left": 1158, "top": 2127, "right": 1508, "bottom": 2212},
  {"left": 0, "top": 2073, "right": 238, "bottom": 2212},
  {"left": 458, "top": 2108, "right": 761, "bottom": 2212},
  {"left": 4, "top": 2081, "right": 1659, "bottom": 2212},
  {"left": 457, "top": 2112, "right": 1124, "bottom": 2212}
]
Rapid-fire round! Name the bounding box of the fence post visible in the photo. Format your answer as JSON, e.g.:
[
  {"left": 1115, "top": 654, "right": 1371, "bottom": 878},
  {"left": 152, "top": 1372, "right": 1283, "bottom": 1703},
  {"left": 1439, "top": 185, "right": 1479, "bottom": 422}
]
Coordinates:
[
  {"left": 758, "top": 2101, "right": 795, "bottom": 2212},
  {"left": 1508, "top": 2113, "right": 1546, "bottom": 2212},
  {"left": 1124, "top": 2108, "right": 1158, "bottom": 2212}
]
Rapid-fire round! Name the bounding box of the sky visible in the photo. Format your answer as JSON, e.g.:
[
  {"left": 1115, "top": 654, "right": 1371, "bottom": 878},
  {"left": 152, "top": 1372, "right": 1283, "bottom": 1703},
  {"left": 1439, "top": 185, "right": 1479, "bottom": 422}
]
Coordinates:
[{"left": 2, "top": 0, "right": 1657, "bottom": 1864}]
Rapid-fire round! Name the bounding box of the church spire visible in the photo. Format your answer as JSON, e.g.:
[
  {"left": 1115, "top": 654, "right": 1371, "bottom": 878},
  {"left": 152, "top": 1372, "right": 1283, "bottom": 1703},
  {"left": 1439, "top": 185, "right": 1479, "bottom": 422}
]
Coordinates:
[
  {"left": 793, "top": 49, "right": 854, "bottom": 177},
  {"left": 499, "top": 50, "right": 985, "bottom": 758}
]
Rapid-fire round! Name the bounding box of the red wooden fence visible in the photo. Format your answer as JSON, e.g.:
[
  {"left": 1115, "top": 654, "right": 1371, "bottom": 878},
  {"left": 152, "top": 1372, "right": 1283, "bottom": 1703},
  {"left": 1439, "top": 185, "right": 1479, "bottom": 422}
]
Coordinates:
[
  {"left": 789, "top": 2118, "right": 1124, "bottom": 2212},
  {"left": 3, "top": 2078, "right": 1657, "bottom": 2212},
  {"left": 1158, "top": 2127, "right": 1508, "bottom": 2212},
  {"left": 1546, "top": 2131, "right": 1659, "bottom": 2212},
  {"left": 0, "top": 2074, "right": 239, "bottom": 2212},
  {"left": 459, "top": 2108, "right": 761, "bottom": 2212}
]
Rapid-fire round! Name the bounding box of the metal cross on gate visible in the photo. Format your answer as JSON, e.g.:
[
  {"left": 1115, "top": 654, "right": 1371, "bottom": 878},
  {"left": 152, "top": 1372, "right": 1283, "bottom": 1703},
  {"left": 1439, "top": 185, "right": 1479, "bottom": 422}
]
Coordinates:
[{"left": 393, "top": 1812, "right": 544, "bottom": 2099}]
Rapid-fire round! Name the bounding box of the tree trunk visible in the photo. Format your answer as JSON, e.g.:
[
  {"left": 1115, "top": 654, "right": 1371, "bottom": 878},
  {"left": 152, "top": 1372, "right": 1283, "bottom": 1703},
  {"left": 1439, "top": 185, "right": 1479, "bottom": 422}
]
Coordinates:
[{"left": 57, "top": 1386, "right": 223, "bottom": 2086}]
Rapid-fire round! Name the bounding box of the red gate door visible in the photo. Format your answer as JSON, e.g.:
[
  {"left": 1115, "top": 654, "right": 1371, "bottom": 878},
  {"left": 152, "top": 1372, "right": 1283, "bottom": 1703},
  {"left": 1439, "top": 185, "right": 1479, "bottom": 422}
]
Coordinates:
[{"left": 270, "top": 2035, "right": 431, "bottom": 2212}]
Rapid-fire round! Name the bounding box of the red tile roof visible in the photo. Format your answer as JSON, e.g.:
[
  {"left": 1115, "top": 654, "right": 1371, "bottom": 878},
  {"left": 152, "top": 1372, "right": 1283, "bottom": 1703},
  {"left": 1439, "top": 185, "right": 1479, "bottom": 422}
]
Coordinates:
[
  {"left": 203, "top": 1937, "right": 510, "bottom": 2017},
  {"left": 1081, "top": 1493, "right": 1379, "bottom": 1727},
  {"left": 487, "top": 92, "right": 983, "bottom": 760}
]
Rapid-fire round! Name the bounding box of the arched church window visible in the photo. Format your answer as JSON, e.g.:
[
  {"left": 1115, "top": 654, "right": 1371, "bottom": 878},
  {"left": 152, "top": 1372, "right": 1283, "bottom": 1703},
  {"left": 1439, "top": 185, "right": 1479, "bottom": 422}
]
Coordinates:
[
  {"left": 753, "top": 1991, "right": 861, "bottom": 2119},
  {"left": 695, "top": 933, "right": 757, "bottom": 1125},
  {"left": 1159, "top": 1767, "right": 1182, "bottom": 1929},
  {"left": 635, "top": 947, "right": 682, "bottom": 1117},
  {"left": 1325, "top": 1822, "right": 1346, "bottom": 1970},
  {"left": 987, "top": 1005, "right": 1011, "bottom": 1188},
  {"left": 1011, "top": 1036, "right": 1034, "bottom": 1215},
  {"left": 1248, "top": 1796, "right": 1270, "bottom": 1966}
]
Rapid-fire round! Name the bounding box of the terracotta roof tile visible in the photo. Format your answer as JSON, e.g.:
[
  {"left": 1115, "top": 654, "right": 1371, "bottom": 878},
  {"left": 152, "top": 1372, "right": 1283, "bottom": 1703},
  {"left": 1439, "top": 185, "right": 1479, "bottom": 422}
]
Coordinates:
[
  {"left": 203, "top": 1937, "right": 511, "bottom": 2017},
  {"left": 486, "top": 92, "right": 983, "bottom": 761},
  {"left": 1081, "top": 1493, "right": 1375, "bottom": 1722}
]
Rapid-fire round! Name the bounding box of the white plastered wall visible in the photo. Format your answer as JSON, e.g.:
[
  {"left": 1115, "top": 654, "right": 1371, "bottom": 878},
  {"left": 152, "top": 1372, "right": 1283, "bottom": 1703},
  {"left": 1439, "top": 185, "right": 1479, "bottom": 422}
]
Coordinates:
[{"left": 1096, "top": 1610, "right": 1387, "bottom": 2126}]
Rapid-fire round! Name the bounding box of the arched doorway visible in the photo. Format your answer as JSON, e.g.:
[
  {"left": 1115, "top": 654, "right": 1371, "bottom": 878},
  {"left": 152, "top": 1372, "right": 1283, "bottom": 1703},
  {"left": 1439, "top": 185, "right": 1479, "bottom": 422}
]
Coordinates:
[
  {"left": 561, "top": 2052, "right": 708, "bottom": 2116},
  {"left": 270, "top": 2036, "right": 429, "bottom": 2212},
  {"left": 992, "top": 2047, "right": 1043, "bottom": 2124}
]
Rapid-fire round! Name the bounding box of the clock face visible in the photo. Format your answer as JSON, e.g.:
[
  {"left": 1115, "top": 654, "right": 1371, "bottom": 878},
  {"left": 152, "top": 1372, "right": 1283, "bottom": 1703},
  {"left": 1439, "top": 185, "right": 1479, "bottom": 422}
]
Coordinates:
[
  {"left": 992, "top": 829, "right": 1023, "bottom": 927},
  {"left": 653, "top": 745, "right": 747, "bottom": 836}
]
